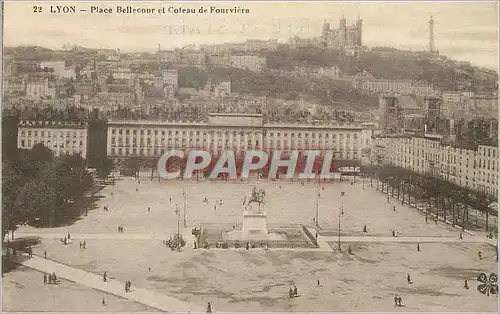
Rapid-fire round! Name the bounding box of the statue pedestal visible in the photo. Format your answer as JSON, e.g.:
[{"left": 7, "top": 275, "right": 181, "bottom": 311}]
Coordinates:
[
  {"left": 242, "top": 210, "right": 268, "bottom": 238},
  {"left": 223, "top": 209, "right": 287, "bottom": 242}
]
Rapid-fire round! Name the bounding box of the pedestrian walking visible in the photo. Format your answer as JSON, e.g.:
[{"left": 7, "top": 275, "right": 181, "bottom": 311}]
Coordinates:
[
  {"left": 363, "top": 225, "right": 367, "bottom": 233},
  {"left": 393, "top": 205, "right": 396, "bottom": 211},
  {"left": 464, "top": 278, "right": 469, "bottom": 289},
  {"left": 103, "top": 271, "right": 107, "bottom": 282},
  {"left": 417, "top": 242, "right": 421, "bottom": 251},
  {"left": 52, "top": 272, "right": 57, "bottom": 284},
  {"left": 43, "top": 273, "right": 47, "bottom": 284},
  {"left": 102, "top": 298, "right": 106, "bottom": 306},
  {"left": 44, "top": 250, "right": 47, "bottom": 259},
  {"left": 67, "top": 233, "right": 71, "bottom": 240},
  {"left": 206, "top": 301, "right": 212, "bottom": 313},
  {"left": 28, "top": 246, "right": 33, "bottom": 258},
  {"left": 83, "top": 241, "right": 86, "bottom": 249},
  {"left": 148, "top": 207, "right": 150, "bottom": 212},
  {"left": 393, "top": 294, "right": 398, "bottom": 307},
  {"left": 407, "top": 273, "right": 412, "bottom": 284},
  {"left": 63, "top": 236, "right": 67, "bottom": 245},
  {"left": 348, "top": 246, "right": 352, "bottom": 254},
  {"left": 460, "top": 232, "right": 463, "bottom": 240},
  {"left": 79, "top": 241, "right": 82, "bottom": 249},
  {"left": 478, "top": 251, "right": 482, "bottom": 260},
  {"left": 125, "top": 281, "right": 129, "bottom": 292},
  {"left": 397, "top": 295, "right": 403, "bottom": 306}
]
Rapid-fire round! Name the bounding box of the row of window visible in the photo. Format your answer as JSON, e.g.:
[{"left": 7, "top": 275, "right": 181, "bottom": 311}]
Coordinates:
[
  {"left": 394, "top": 157, "right": 498, "bottom": 172},
  {"left": 20, "top": 130, "right": 85, "bottom": 138},
  {"left": 393, "top": 160, "right": 497, "bottom": 185},
  {"left": 110, "top": 128, "right": 360, "bottom": 139},
  {"left": 392, "top": 154, "right": 498, "bottom": 171},
  {"left": 477, "top": 185, "right": 498, "bottom": 196},
  {"left": 20, "top": 139, "right": 85, "bottom": 148},
  {"left": 110, "top": 134, "right": 360, "bottom": 146},
  {"left": 479, "top": 148, "right": 497, "bottom": 158},
  {"left": 111, "top": 139, "right": 358, "bottom": 149},
  {"left": 109, "top": 147, "right": 358, "bottom": 158},
  {"left": 393, "top": 144, "right": 497, "bottom": 158},
  {"left": 111, "top": 136, "right": 358, "bottom": 146}
]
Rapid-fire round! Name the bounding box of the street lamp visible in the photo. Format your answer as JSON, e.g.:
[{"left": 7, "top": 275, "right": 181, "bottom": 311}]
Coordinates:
[
  {"left": 315, "top": 188, "right": 321, "bottom": 228},
  {"left": 338, "top": 204, "right": 345, "bottom": 251},
  {"left": 182, "top": 189, "right": 187, "bottom": 228},
  {"left": 174, "top": 202, "right": 181, "bottom": 252}
]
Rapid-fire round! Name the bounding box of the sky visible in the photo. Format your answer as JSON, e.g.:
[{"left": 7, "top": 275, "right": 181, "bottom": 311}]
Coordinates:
[{"left": 3, "top": 1, "right": 499, "bottom": 69}]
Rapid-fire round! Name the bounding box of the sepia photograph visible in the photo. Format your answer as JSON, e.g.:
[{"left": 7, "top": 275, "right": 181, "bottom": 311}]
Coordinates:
[{"left": 1, "top": 1, "right": 498, "bottom": 312}]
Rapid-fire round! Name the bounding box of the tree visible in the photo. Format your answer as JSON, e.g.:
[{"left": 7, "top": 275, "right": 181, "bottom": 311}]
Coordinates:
[
  {"left": 15, "top": 180, "right": 57, "bottom": 227},
  {"left": 178, "top": 67, "right": 209, "bottom": 90},
  {"left": 29, "top": 143, "right": 53, "bottom": 163},
  {"left": 96, "top": 157, "right": 114, "bottom": 180},
  {"left": 54, "top": 154, "right": 93, "bottom": 204},
  {"left": 2, "top": 162, "right": 26, "bottom": 239}
]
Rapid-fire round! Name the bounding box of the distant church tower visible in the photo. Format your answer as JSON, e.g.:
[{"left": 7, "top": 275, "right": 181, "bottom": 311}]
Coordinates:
[
  {"left": 428, "top": 16, "right": 436, "bottom": 53},
  {"left": 356, "top": 16, "right": 363, "bottom": 46}
]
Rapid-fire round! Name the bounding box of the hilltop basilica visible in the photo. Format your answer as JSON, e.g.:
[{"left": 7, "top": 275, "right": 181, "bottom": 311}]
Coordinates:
[{"left": 321, "top": 16, "right": 363, "bottom": 56}]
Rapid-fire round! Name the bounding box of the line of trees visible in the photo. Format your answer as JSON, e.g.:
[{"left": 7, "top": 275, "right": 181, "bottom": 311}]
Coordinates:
[
  {"left": 2, "top": 144, "right": 96, "bottom": 239},
  {"left": 362, "top": 164, "right": 497, "bottom": 232}
]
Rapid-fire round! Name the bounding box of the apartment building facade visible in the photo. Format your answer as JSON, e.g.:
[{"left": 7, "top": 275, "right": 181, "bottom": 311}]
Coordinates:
[{"left": 372, "top": 135, "right": 498, "bottom": 196}]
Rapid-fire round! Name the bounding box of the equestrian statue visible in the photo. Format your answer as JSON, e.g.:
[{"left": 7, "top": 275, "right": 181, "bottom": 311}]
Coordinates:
[{"left": 243, "top": 186, "right": 266, "bottom": 211}]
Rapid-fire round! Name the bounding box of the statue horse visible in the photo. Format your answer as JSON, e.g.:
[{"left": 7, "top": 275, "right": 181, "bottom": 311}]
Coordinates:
[{"left": 244, "top": 188, "right": 266, "bottom": 210}]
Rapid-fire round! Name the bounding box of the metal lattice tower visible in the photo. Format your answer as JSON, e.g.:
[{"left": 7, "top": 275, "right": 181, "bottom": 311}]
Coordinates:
[{"left": 429, "top": 16, "right": 435, "bottom": 53}]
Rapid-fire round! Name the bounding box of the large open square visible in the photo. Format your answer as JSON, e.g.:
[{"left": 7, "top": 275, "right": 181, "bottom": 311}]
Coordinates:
[{"left": 6, "top": 177, "right": 499, "bottom": 312}]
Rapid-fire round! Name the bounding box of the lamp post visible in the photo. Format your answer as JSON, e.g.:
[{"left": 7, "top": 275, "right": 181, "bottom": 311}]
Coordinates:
[
  {"left": 315, "top": 188, "right": 320, "bottom": 228},
  {"left": 182, "top": 189, "right": 187, "bottom": 228},
  {"left": 338, "top": 204, "right": 345, "bottom": 251},
  {"left": 175, "top": 202, "right": 181, "bottom": 252}
]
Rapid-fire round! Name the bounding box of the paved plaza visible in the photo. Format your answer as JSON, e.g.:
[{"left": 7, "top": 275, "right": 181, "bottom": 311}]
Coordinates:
[
  {"left": 5, "top": 177, "right": 499, "bottom": 312},
  {"left": 2, "top": 266, "right": 155, "bottom": 312}
]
